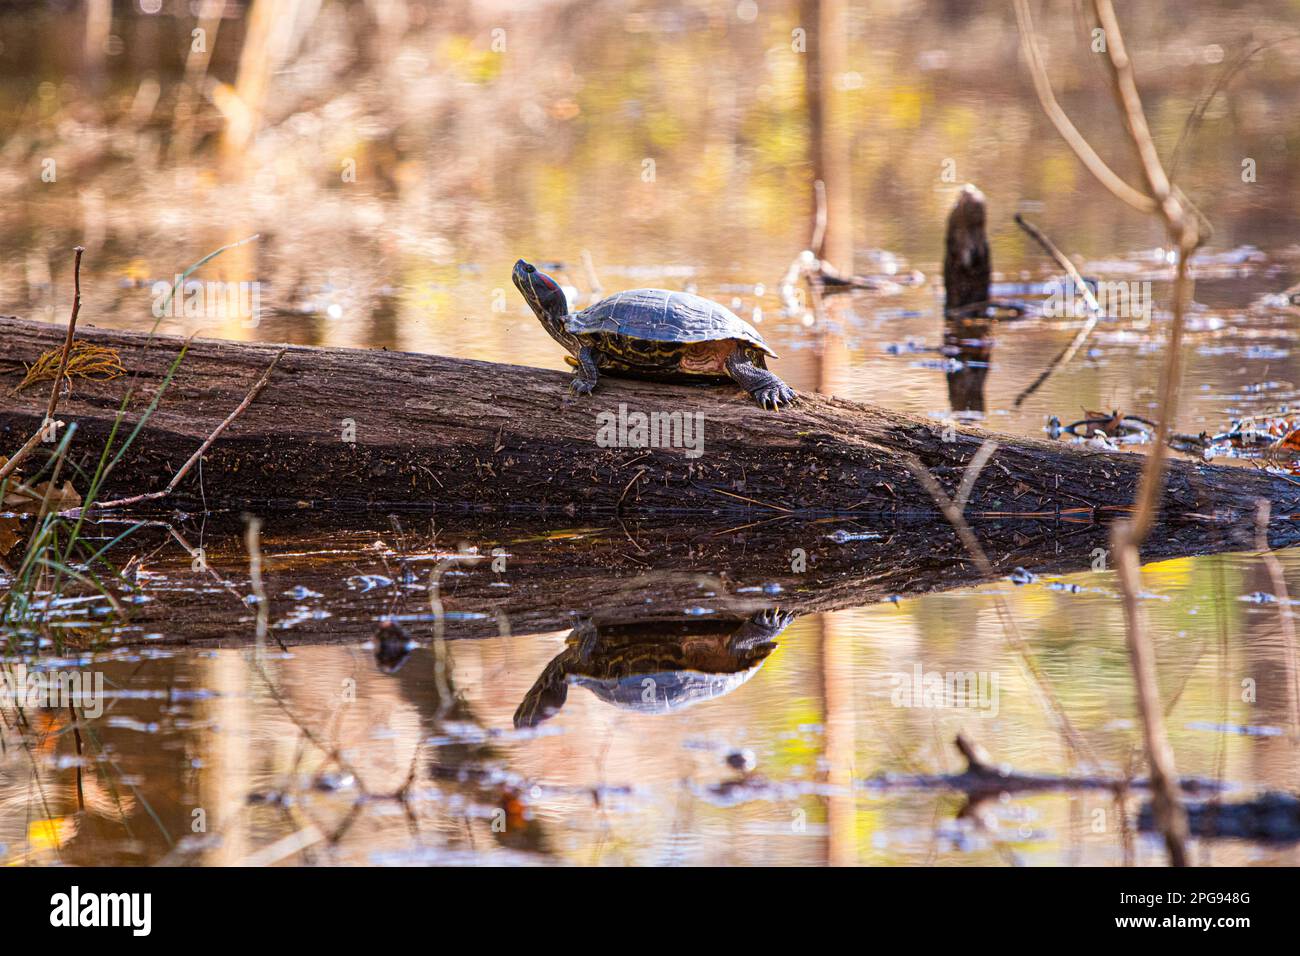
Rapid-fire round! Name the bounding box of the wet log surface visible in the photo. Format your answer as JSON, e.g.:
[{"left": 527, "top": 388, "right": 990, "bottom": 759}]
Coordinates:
[{"left": 4, "top": 315, "right": 1300, "bottom": 520}]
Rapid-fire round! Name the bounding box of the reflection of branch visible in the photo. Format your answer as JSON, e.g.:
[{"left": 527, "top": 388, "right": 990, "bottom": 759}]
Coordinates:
[
  {"left": 1015, "top": 0, "right": 1202, "bottom": 867},
  {"left": 1254, "top": 501, "right": 1300, "bottom": 740},
  {"left": 1011, "top": 215, "right": 1102, "bottom": 408},
  {"left": 866, "top": 734, "right": 1222, "bottom": 801},
  {"left": 245, "top": 516, "right": 269, "bottom": 650},
  {"left": 903, "top": 443, "right": 1098, "bottom": 770},
  {"left": 428, "top": 549, "right": 485, "bottom": 717}
]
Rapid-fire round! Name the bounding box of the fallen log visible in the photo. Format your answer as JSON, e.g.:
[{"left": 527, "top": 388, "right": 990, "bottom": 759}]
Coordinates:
[{"left": 2, "top": 314, "right": 1299, "bottom": 519}]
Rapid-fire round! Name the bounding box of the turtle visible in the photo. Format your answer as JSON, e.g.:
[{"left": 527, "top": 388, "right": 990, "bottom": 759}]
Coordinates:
[
  {"left": 512, "top": 259, "right": 797, "bottom": 410},
  {"left": 513, "top": 609, "right": 794, "bottom": 728}
]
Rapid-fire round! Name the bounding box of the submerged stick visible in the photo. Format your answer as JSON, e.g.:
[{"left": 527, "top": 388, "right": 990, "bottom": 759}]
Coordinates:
[{"left": 863, "top": 734, "right": 1225, "bottom": 799}]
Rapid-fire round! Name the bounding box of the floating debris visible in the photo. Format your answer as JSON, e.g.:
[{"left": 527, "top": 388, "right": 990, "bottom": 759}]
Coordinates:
[
  {"left": 725, "top": 749, "right": 757, "bottom": 773},
  {"left": 826, "top": 529, "right": 882, "bottom": 544},
  {"left": 283, "top": 585, "right": 324, "bottom": 600},
  {"left": 1239, "top": 592, "right": 1289, "bottom": 605},
  {"left": 372, "top": 621, "right": 414, "bottom": 674},
  {"left": 1048, "top": 409, "right": 1155, "bottom": 445},
  {"left": 1045, "top": 581, "right": 1086, "bottom": 594},
  {"left": 346, "top": 574, "right": 394, "bottom": 592},
  {"left": 312, "top": 771, "right": 357, "bottom": 793}
]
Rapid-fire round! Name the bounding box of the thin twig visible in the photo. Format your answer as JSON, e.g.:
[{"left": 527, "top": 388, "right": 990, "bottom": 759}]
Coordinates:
[
  {"left": 1169, "top": 34, "right": 1300, "bottom": 179},
  {"left": 67, "top": 348, "right": 286, "bottom": 515},
  {"left": 0, "top": 248, "right": 84, "bottom": 482},
  {"left": 955, "top": 440, "right": 999, "bottom": 513},
  {"left": 43, "top": 247, "right": 85, "bottom": 428},
  {"left": 0, "top": 430, "right": 53, "bottom": 483},
  {"left": 1015, "top": 214, "right": 1102, "bottom": 316},
  {"left": 1062, "top": 0, "right": 1198, "bottom": 868},
  {"left": 1012, "top": 215, "right": 1103, "bottom": 407}
]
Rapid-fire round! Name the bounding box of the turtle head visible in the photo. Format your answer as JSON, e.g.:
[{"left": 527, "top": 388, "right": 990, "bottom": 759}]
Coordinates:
[{"left": 512, "top": 259, "right": 570, "bottom": 339}]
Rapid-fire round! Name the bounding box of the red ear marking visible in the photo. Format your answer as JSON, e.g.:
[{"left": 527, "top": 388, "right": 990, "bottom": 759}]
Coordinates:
[{"left": 536, "top": 273, "right": 558, "bottom": 291}]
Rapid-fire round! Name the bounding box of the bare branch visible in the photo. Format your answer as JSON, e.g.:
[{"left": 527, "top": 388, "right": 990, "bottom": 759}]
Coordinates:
[
  {"left": 1012, "top": 0, "right": 1157, "bottom": 214},
  {"left": 69, "top": 348, "right": 286, "bottom": 515}
]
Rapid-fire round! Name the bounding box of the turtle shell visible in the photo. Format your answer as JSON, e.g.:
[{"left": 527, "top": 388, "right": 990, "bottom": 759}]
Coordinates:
[
  {"left": 565, "top": 289, "right": 776, "bottom": 358},
  {"left": 572, "top": 666, "right": 766, "bottom": 714},
  {"left": 561, "top": 620, "right": 776, "bottom": 712},
  {"left": 513, "top": 615, "right": 790, "bottom": 728}
]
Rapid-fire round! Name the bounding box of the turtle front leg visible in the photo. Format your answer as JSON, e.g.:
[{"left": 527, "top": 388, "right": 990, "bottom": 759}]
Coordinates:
[
  {"left": 725, "top": 349, "right": 797, "bottom": 410},
  {"left": 571, "top": 345, "right": 601, "bottom": 397},
  {"left": 728, "top": 609, "right": 796, "bottom": 652}
]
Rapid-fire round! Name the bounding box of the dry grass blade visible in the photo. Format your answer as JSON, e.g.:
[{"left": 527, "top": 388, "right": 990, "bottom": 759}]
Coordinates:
[{"left": 16, "top": 341, "right": 126, "bottom": 395}]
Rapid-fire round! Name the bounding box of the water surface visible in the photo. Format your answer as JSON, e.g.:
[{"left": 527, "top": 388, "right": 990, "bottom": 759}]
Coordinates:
[{"left": 3, "top": 0, "right": 1300, "bottom": 866}]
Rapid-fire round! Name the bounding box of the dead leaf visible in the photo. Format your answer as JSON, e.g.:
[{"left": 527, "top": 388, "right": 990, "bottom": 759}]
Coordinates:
[{"left": 3, "top": 479, "right": 82, "bottom": 513}]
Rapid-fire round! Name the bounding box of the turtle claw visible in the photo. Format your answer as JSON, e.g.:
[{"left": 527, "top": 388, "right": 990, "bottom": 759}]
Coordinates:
[
  {"left": 754, "top": 608, "right": 795, "bottom": 631},
  {"left": 570, "top": 378, "right": 596, "bottom": 397},
  {"left": 752, "top": 384, "right": 797, "bottom": 411},
  {"left": 730, "top": 607, "right": 797, "bottom": 651}
]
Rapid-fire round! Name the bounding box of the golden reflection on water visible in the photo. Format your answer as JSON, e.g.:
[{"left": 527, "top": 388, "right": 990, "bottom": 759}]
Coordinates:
[
  {"left": 4, "top": 549, "right": 1300, "bottom": 866},
  {"left": 3, "top": 1, "right": 1300, "bottom": 866}
]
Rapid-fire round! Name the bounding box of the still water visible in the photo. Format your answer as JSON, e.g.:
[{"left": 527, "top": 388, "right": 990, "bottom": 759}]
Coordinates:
[{"left": 3, "top": 1, "right": 1300, "bottom": 865}]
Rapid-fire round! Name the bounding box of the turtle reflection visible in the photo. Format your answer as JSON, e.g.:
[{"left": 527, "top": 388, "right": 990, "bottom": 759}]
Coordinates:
[
  {"left": 513, "top": 609, "right": 793, "bottom": 728},
  {"left": 373, "top": 620, "right": 415, "bottom": 674}
]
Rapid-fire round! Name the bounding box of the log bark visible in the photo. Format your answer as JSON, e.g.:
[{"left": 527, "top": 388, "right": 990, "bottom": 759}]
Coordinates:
[{"left": 2, "top": 314, "right": 1298, "bottom": 520}]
